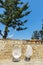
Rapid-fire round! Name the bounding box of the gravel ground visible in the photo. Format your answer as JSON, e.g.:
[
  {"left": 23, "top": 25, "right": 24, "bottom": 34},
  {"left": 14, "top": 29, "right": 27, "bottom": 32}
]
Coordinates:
[{"left": 0, "top": 59, "right": 43, "bottom": 65}]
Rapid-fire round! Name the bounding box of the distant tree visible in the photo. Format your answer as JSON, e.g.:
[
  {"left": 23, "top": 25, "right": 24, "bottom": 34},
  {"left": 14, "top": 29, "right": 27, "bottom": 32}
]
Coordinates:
[
  {"left": 0, "top": 0, "right": 31, "bottom": 39},
  {"left": 31, "top": 20, "right": 43, "bottom": 40},
  {"left": 39, "top": 21, "right": 43, "bottom": 40},
  {"left": 31, "top": 31, "right": 40, "bottom": 39}
]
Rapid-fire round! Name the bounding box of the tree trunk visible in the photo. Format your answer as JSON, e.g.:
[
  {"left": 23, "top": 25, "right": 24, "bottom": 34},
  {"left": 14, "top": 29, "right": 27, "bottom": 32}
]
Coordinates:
[{"left": 3, "top": 26, "right": 8, "bottom": 39}]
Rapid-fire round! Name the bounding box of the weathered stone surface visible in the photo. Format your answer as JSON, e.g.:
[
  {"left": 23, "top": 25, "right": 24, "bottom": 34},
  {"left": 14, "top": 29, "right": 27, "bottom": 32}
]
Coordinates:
[
  {"left": 0, "top": 59, "right": 43, "bottom": 65},
  {"left": 0, "top": 39, "right": 43, "bottom": 60}
]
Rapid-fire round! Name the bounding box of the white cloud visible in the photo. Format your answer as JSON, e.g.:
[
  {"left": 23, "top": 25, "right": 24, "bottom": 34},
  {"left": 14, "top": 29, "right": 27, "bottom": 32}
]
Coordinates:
[{"left": 8, "top": 34, "right": 14, "bottom": 38}]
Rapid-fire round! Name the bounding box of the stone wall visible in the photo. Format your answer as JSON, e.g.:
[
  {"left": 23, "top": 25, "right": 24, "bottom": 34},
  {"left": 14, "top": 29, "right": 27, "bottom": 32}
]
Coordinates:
[{"left": 0, "top": 39, "right": 43, "bottom": 60}]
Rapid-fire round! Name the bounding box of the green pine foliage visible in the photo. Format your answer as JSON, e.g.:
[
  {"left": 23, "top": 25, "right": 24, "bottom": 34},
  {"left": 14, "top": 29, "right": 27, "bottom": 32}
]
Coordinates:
[
  {"left": 39, "top": 21, "right": 43, "bottom": 40},
  {"left": 0, "top": 0, "right": 31, "bottom": 39},
  {"left": 31, "top": 31, "right": 40, "bottom": 39},
  {"left": 31, "top": 21, "right": 43, "bottom": 40}
]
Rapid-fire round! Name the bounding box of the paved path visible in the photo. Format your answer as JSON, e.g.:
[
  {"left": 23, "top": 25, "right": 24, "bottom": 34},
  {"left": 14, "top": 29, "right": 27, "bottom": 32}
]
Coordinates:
[{"left": 0, "top": 59, "right": 43, "bottom": 65}]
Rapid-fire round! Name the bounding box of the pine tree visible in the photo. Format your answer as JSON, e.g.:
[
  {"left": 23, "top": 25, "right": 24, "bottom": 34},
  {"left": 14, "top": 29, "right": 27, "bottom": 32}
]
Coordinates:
[
  {"left": 0, "top": 0, "right": 31, "bottom": 39},
  {"left": 31, "top": 31, "right": 40, "bottom": 39},
  {"left": 39, "top": 20, "right": 43, "bottom": 40}
]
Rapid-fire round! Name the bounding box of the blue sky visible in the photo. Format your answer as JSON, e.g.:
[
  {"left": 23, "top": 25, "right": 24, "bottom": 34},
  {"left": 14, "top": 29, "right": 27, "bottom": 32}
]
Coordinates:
[{"left": 0, "top": 0, "right": 43, "bottom": 40}]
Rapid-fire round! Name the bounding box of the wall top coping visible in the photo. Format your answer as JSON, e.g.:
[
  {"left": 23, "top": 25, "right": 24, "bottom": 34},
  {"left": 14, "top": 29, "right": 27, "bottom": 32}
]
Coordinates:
[{"left": 0, "top": 38, "right": 41, "bottom": 40}]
